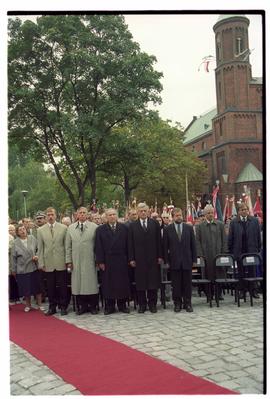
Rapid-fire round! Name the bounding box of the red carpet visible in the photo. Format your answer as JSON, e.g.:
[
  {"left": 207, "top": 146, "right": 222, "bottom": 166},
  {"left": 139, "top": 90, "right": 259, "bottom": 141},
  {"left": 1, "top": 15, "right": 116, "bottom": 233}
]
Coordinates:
[{"left": 10, "top": 305, "right": 236, "bottom": 395}]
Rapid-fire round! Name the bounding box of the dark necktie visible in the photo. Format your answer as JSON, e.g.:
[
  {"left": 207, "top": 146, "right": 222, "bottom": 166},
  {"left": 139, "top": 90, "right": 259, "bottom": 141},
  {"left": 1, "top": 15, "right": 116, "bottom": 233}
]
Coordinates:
[
  {"left": 111, "top": 224, "right": 116, "bottom": 233},
  {"left": 50, "top": 225, "right": 54, "bottom": 237},
  {"left": 80, "top": 223, "right": 83, "bottom": 232},
  {"left": 143, "top": 220, "right": 147, "bottom": 231},
  {"left": 176, "top": 223, "right": 181, "bottom": 240}
]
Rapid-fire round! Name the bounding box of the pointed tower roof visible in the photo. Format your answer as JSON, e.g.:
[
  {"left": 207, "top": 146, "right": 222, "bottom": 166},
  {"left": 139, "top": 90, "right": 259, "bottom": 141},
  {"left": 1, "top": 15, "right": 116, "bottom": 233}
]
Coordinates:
[{"left": 236, "top": 163, "right": 263, "bottom": 183}]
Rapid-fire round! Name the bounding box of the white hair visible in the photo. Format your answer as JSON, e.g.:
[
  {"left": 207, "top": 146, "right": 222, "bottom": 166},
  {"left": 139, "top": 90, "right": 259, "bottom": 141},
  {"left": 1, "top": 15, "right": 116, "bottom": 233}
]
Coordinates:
[
  {"left": 137, "top": 202, "right": 149, "bottom": 210},
  {"left": 203, "top": 204, "right": 214, "bottom": 215}
]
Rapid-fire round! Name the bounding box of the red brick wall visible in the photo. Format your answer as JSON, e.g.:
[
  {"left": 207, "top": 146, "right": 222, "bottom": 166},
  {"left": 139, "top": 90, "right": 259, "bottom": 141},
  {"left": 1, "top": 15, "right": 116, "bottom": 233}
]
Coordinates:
[{"left": 249, "top": 85, "right": 263, "bottom": 109}]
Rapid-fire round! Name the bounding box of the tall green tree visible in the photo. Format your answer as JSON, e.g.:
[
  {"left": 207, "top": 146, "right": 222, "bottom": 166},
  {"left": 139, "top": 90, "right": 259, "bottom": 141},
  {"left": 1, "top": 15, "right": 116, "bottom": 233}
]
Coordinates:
[
  {"left": 99, "top": 113, "right": 206, "bottom": 208},
  {"left": 8, "top": 15, "right": 163, "bottom": 209},
  {"left": 8, "top": 159, "right": 70, "bottom": 220}
]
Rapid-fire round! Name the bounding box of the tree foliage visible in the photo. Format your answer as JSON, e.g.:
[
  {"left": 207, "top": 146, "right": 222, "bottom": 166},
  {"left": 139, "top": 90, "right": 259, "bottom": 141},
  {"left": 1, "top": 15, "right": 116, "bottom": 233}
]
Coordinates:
[
  {"left": 8, "top": 15, "right": 163, "bottom": 209},
  {"left": 98, "top": 112, "right": 206, "bottom": 208}
]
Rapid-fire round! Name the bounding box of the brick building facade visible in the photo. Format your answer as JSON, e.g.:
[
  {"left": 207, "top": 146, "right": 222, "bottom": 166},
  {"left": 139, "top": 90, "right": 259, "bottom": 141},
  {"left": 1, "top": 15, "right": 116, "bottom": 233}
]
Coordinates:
[{"left": 184, "top": 15, "right": 263, "bottom": 206}]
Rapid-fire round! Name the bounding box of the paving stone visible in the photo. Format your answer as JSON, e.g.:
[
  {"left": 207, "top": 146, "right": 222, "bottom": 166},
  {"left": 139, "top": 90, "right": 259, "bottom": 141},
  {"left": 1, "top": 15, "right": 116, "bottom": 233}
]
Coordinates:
[
  {"left": 10, "top": 295, "right": 264, "bottom": 395},
  {"left": 46, "top": 383, "right": 77, "bottom": 395},
  {"left": 28, "top": 379, "right": 66, "bottom": 394},
  {"left": 207, "top": 373, "right": 232, "bottom": 383}
]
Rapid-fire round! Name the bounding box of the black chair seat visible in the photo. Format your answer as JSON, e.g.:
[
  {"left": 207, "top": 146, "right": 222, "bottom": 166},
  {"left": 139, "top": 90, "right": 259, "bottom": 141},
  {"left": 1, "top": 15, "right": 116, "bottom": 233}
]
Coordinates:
[
  {"left": 192, "top": 278, "right": 211, "bottom": 284},
  {"left": 241, "top": 253, "right": 264, "bottom": 307},
  {"left": 192, "top": 257, "right": 212, "bottom": 307},
  {"left": 214, "top": 254, "right": 240, "bottom": 307},
  {"left": 243, "top": 277, "right": 263, "bottom": 282},
  {"left": 215, "top": 278, "right": 239, "bottom": 283}
]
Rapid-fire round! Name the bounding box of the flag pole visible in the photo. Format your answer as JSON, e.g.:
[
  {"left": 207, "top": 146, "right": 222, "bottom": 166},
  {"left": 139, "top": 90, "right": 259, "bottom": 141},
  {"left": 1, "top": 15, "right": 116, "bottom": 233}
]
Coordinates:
[{"left": 185, "top": 173, "right": 189, "bottom": 216}]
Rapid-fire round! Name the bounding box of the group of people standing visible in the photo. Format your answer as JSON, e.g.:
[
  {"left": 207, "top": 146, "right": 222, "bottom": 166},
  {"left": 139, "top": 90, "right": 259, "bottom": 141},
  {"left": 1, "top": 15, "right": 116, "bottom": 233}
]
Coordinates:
[{"left": 9, "top": 201, "right": 262, "bottom": 316}]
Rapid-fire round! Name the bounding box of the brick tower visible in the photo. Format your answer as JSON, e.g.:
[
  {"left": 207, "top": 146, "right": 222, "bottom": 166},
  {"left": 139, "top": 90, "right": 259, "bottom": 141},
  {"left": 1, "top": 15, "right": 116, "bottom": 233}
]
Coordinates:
[{"left": 212, "top": 15, "right": 263, "bottom": 202}]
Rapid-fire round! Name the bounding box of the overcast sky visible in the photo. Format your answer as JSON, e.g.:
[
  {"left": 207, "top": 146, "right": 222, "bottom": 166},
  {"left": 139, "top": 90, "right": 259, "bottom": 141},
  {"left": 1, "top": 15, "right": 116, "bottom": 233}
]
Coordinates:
[
  {"left": 124, "top": 13, "right": 263, "bottom": 128},
  {"left": 7, "top": 12, "right": 262, "bottom": 129}
]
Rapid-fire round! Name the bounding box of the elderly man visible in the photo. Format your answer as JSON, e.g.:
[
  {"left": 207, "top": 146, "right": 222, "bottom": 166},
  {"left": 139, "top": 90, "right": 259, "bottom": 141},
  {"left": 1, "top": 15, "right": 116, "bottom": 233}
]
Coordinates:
[
  {"left": 128, "top": 203, "right": 163, "bottom": 313},
  {"left": 163, "top": 208, "right": 197, "bottom": 312},
  {"left": 61, "top": 216, "right": 72, "bottom": 227},
  {"left": 95, "top": 208, "right": 130, "bottom": 314},
  {"left": 35, "top": 211, "right": 46, "bottom": 228},
  {"left": 66, "top": 206, "right": 99, "bottom": 315},
  {"left": 125, "top": 209, "right": 138, "bottom": 227},
  {"left": 196, "top": 204, "right": 227, "bottom": 299},
  {"left": 37, "top": 207, "right": 68, "bottom": 315}
]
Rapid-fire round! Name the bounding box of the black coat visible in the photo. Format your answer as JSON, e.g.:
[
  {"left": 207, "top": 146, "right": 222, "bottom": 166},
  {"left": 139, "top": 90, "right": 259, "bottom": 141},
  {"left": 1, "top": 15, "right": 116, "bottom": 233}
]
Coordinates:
[
  {"left": 163, "top": 223, "right": 197, "bottom": 270},
  {"left": 95, "top": 223, "right": 130, "bottom": 299},
  {"left": 228, "top": 216, "right": 261, "bottom": 260},
  {"left": 128, "top": 218, "right": 162, "bottom": 290}
]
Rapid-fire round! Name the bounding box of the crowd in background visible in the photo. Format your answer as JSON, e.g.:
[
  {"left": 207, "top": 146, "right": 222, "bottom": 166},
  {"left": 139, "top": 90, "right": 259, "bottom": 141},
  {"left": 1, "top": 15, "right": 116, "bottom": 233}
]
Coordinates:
[{"left": 8, "top": 201, "right": 263, "bottom": 316}]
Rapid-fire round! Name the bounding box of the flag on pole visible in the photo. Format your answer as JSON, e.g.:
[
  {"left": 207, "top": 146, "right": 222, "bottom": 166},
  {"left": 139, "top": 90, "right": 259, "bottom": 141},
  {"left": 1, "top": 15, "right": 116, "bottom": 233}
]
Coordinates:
[
  {"left": 212, "top": 184, "right": 223, "bottom": 221},
  {"left": 243, "top": 186, "right": 254, "bottom": 216},
  {"left": 223, "top": 195, "right": 229, "bottom": 222},
  {"left": 215, "top": 195, "right": 223, "bottom": 221},
  {"left": 212, "top": 184, "right": 219, "bottom": 219},
  {"left": 186, "top": 200, "right": 194, "bottom": 223},
  {"left": 253, "top": 193, "right": 263, "bottom": 218},
  {"left": 197, "top": 55, "right": 216, "bottom": 72},
  {"left": 230, "top": 196, "right": 237, "bottom": 217}
]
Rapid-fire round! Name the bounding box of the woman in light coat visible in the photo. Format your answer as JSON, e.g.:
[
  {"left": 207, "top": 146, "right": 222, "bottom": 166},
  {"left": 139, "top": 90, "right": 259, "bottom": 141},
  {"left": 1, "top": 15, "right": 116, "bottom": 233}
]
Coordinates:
[{"left": 11, "top": 224, "right": 43, "bottom": 312}]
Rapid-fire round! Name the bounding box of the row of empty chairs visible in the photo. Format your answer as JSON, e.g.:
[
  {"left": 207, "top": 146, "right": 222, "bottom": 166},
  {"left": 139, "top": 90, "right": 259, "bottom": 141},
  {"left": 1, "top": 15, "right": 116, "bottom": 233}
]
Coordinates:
[{"left": 160, "top": 253, "right": 264, "bottom": 309}]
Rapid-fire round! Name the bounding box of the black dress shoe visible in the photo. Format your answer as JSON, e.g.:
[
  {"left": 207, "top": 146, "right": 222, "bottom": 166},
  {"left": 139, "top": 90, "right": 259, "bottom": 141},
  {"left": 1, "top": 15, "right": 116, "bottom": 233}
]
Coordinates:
[
  {"left": 60, "top": 308, "right": 68, "bottom": 316},
  {"left": 138, "top": 306, "right": 146, "bottom": 313},
  {"left": 104, "top": 308, "right": 115, "bottom": 315},
  {"left": 174, "top": 304, "right": 181, "bottom": 312},
  {"left": 186, "top": 305, "right": 193, "bottom": 313},
  {"left": 45, "top": 308, "right": 56, "bottom": 316},
  {"left": 219, "top": 296, "right": 224, "bottom": 301},
  {"left": 119, "top": 307, "right": 130, "bottom": 313},
  {"left": 76, "top": 308, "right": 87, "bottom": 315},
  {"left": 252, "top": 292, "right": 260, "bottom": 299},
  {"left": 149, "top": 306, "right": 157, "bottom": 313}
]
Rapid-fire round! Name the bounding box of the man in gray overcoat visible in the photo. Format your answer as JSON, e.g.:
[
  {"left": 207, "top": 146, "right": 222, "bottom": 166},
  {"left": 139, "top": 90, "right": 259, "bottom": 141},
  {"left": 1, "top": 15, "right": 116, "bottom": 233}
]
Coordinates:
[
  {"left": 196, "top": 204, "right": 227, "bottom": 299},
  {"left": 66, "top": 206, "right": 99, "bottom": 315}
]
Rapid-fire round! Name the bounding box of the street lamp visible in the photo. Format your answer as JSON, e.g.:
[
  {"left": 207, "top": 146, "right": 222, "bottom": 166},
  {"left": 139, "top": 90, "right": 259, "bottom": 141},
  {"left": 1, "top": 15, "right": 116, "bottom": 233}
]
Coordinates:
[{"left": 21, "top": 190, "right": 28, "bottom": 217}]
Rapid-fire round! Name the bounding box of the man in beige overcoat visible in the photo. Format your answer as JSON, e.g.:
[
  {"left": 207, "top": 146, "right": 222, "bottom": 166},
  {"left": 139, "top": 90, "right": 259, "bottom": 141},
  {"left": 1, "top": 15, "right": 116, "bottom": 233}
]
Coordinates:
[
  {"left": 37, "top": 207, "right": 68, "bottom": 315},
  {"left": 66, "top": 207, "right": 99, "bottom": 315}
]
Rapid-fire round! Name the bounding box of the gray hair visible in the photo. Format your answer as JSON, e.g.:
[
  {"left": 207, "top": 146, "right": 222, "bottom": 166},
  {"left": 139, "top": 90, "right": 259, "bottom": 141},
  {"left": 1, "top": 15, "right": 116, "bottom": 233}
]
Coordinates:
[
  {"left": 137, "top": 202, "right": 149, "bottom": 211},
  {"left": 203, "top": 204, "right": 214, "bottom": 215},
  {"left": 105, "top": 208, "right": 118, "bottom": 216}
]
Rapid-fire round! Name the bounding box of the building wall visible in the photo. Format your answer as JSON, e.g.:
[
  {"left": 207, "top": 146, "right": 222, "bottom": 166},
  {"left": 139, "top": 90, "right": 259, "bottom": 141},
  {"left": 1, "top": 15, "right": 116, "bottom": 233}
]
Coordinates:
[{"left": 184, "top": 15, "right": 263, "bottom": 206}]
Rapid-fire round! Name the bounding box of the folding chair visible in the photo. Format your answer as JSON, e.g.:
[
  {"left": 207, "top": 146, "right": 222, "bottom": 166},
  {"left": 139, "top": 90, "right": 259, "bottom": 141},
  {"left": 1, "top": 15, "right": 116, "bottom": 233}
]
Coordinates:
[
  {"left": 160, "top": 263, "right": 171, "bottom": 309},
  {"left": 192, "top": 257, "right": 212, "bottom": 307},
  {"left": 241, "top": 253, "right": 264, "bottom": 306},
  {"left": 214, "top": 254, "right": 240, "bottom": 307}
]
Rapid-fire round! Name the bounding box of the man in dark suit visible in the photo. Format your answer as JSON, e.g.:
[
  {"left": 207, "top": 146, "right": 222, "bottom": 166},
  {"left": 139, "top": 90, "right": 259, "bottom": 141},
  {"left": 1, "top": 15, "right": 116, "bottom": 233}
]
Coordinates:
[
  {"left": 95, "top": 208, "right": 130, "bottom": 314},
  {"left": 128, "top": 203, "right": 163, "bottom": 313},
  {"left": 163, "top": 208, "right": 197, "bottom": 312},
  {"left": 228, "top": 203, "right": 261, "bottom": 298}
]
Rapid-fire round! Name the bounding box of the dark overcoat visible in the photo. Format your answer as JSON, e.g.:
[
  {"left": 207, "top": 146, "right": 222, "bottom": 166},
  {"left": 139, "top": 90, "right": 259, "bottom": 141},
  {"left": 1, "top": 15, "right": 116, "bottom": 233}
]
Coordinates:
[
  {"left": 228, "top": 216, "right": 261, "bottom": 260},
  {"left": 163, "top": 223, "right": 197, "bottom": 270},
  {"left": 196, "top": 220, "right": 227, "bottom": 280},
  {"left": 95, "top": 223, "right": 130, "bottom": 299},
  {"left": 128, "top": 218, "right": 162, "bottom": 290}
]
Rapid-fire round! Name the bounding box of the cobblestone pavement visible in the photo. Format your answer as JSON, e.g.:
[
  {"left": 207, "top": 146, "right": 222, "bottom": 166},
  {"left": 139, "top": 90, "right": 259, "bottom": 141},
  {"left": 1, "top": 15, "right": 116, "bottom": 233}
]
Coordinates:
[{"left": 10, "top": 291, "right": 264, "bottom": 395}]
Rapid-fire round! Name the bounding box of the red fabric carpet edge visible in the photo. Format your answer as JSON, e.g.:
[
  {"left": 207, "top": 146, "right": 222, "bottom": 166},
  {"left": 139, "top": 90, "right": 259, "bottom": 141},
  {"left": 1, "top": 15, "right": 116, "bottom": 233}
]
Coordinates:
[{"left": 10, "top": 305, "right": 236, "bottom": 395}]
